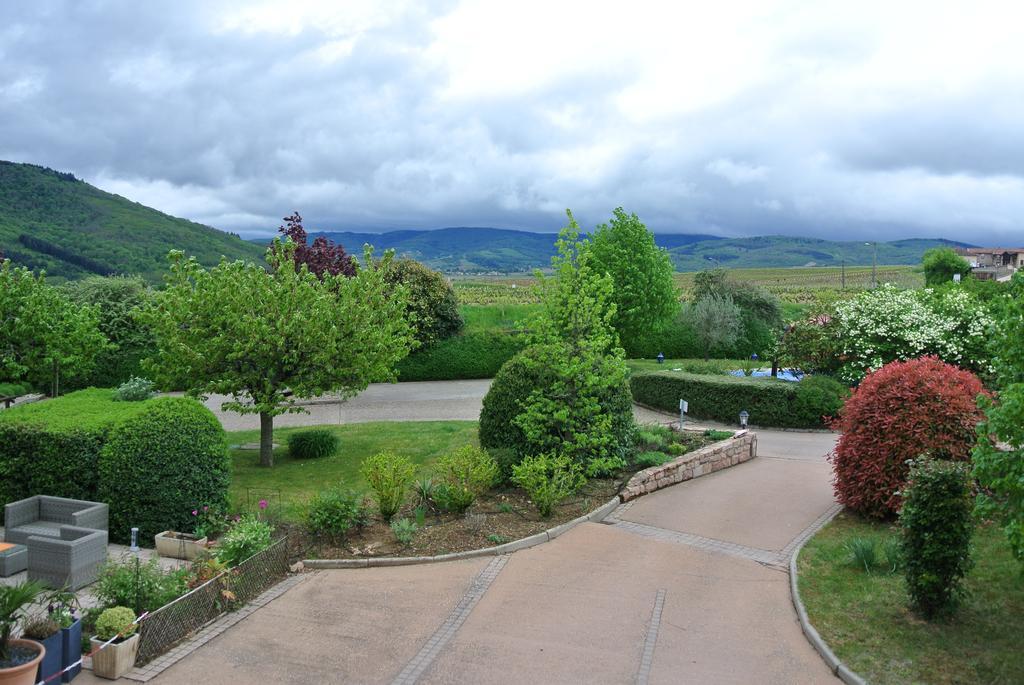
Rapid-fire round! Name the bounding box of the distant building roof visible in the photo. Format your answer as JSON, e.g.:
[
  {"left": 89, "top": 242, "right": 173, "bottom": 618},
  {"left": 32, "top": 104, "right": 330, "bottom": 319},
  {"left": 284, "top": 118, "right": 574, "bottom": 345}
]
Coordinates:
[{"left": 956, "top": 247, "right": 1024, "bottom": 255}]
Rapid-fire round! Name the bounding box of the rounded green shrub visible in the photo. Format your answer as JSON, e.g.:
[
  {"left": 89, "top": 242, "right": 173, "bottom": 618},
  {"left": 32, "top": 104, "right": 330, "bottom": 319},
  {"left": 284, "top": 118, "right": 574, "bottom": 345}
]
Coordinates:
[
  {"left": 634, "top": 451, "right": 670, "bottom": 469},
  {"left": 94, "top": 606, "right": 137, "bottom": 641},
  {"left": 432, "top": 446, "right": 499, "bottom": 513},
  {"left": 111, "top": 377, "right": 155, "bottom": 402},
  {"left": 792, "top": 375, "right": 849, "bottom": 426},
  {"left": 287, "top": 429, "right": 339, "bottom": 459},
  {"left": 98, "top": 397, "right": 229, "bottom": 544},
  {"left": 305, "top": 487, "right": 369, "bottom": 541},
  {"left": 511, "top": 453, "right": 585, "bottom": 518}
]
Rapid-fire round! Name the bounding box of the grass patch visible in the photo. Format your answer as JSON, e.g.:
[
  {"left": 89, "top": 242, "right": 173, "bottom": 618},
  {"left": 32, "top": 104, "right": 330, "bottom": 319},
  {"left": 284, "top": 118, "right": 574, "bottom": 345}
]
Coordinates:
[
  {"left": 460, "top": 303, "right": 539, "bottom": 333},
  {"left": 798, "top": 511, "right": 1024, "bottom": 685},
  {"left": 228, "top": 421, "right": 479, "bottom": 518}
]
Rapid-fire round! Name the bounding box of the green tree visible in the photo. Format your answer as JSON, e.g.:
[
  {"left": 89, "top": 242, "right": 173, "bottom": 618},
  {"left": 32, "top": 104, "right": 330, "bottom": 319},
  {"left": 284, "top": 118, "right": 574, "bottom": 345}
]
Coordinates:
[
  {"left": 685, "top": 293, "right": 742, "bottom": 360},
  {"left": 382, "top": 258, "right": 463, "bottom": 346},
  {"left": 140, "top": 241, "right": 414, "bottom": 467},
  {"left": 65, "top": 275, "right": 154, "bottom": 386},
  {"left": 0, "top": 259, "right": 107, "bottom": 394},
  {"left": 973, "top": 272, "right": 1024, "bottom": 564},
  {"left": 515, "top": 211, "right": 636, "bottom": 465},
  {"left": 922, "top": 247, "right": 971, "bottom": 286},
  {"left": 587, "top": 208, "right": 678, "bottom": 355}
]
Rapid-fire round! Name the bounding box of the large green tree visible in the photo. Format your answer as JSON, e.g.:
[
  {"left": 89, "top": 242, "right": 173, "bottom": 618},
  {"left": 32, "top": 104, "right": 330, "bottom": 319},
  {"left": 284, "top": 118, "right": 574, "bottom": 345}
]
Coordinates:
[
  {"left": 973, "top": 272, "right": 1024, "bottom": 564},
  {"left": 586, "top": 207, "right": 678, "bottom": 355},
  {"left": 515, "top": 211, "right": 635, "bottom": 464},
  {"left": 0, "top": 259, "right": 107, "bottom": 394},
  {"left": 922, "top": 247, "right": 971, "bottom": 286},
  {"left": 140, "top": 241, "right": 414, "bottom": 467},
  {"left": 65, "top": 275, "right": 154, "bottom": 386}
]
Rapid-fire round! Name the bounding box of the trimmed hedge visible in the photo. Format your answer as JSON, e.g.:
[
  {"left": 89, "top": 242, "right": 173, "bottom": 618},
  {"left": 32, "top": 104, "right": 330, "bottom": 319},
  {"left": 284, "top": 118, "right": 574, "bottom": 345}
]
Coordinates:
[
  {"left": 630, "top": 371, "right": 847, "bottom": 428},
  {"left": 0, "top": 389, "right": 152, "bottom": 516},
  {"left": 396, "top": 332, "right": 527, "bottom": 381},
  {"left": 99, "top": 397, "right": 229, "bottom": 544},
  {"left": 0, "top": 389, "right": 229, "bottom": 544}
]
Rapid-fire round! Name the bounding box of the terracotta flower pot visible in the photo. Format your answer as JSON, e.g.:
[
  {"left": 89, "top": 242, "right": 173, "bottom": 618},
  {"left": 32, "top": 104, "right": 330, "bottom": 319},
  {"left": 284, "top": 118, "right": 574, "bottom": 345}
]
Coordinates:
[
  {"left": 89, "top": 634, "right": 139, "bottom": 681},
  {"left": 0, "top": 638, "right": 45, "bottom": 685}
]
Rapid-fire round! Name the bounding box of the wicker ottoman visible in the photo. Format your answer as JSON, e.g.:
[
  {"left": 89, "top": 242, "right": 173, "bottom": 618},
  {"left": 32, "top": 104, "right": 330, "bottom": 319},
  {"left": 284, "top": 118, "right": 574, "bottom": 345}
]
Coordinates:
[{"left": 0, "top": 542, "right": 28, "bottom": 576}]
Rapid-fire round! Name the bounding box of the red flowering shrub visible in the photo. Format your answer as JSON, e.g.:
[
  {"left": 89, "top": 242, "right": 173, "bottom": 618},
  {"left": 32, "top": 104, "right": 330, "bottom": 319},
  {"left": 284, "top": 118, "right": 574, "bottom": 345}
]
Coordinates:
[{"left": 829, "top": 356, "right": 984, "bottom": 518}]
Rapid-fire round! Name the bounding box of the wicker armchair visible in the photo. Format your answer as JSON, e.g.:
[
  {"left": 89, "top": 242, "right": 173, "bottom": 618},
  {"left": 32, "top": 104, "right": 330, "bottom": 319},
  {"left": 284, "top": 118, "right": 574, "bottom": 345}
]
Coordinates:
[
  {"left": 26, "top": 525, "right": 109, "bottom": 590},
  {"left": 3, "top": 495, "right": 108, "bottom": 545}
]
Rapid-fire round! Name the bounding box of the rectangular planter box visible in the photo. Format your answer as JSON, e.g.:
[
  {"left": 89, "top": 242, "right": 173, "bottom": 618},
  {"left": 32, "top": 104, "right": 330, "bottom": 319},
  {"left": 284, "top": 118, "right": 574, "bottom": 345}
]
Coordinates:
[
  {"left": 62, "top": 617, "right": 82, "bottom": 682},
  {"left": 90, "top": 634, "right": 139, "bottom": 680},
  {"left": 154, "top": 531, "right": 208, "bottom": 560},
  {"left": 31, "top": 631, "right": 63, "bottom": 685}
]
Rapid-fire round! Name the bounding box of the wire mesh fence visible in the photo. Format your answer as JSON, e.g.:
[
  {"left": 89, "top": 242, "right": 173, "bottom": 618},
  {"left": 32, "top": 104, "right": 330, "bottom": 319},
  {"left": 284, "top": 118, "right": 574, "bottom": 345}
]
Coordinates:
[{"left": 135, "top": 537, "right": 290, "bottom": 665}]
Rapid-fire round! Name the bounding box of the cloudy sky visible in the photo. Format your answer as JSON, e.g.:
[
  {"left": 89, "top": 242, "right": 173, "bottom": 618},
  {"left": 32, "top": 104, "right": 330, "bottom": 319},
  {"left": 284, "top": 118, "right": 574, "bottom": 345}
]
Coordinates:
[{"left": 2, "top": 1, "right": 1022, "bottom": 242}]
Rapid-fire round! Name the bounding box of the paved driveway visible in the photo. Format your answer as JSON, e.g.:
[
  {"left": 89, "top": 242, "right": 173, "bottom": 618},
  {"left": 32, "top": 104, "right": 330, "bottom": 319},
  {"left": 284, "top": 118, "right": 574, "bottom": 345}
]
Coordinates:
[{"left": 99, "top": 413, "right": 840, "bottom": 685}]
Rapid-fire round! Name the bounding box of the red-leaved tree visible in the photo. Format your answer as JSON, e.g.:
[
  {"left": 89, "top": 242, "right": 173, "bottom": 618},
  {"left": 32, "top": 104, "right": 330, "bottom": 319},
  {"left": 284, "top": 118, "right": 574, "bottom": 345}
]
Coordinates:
[
  {"left": 278, "top": 212, "right": 356, "bottom": 278},
  {"left": 829, "top": 356, "right": 985, "bottom": 518}
]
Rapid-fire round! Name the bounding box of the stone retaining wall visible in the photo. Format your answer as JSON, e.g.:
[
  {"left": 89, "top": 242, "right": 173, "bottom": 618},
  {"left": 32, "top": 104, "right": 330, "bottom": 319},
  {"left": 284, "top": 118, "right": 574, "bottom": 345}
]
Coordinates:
[{"left": 620, "top": 431, "right": 757, "bottom": 502}]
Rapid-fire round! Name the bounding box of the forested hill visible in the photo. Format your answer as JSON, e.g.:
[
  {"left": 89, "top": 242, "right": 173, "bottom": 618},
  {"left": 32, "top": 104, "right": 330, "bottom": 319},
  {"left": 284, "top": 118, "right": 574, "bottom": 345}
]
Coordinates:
[
  {"left": 306, "top": 228, "right": 971, "bottom": 273},
  {"left": 0, "top": 161, "right": 264, "bottom": 282}
]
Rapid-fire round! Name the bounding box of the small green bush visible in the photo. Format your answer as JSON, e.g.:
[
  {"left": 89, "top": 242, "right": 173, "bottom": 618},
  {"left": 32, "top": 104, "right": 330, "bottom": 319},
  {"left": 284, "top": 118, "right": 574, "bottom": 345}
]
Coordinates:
[
  {"left": 479, "top": 347, "right": 553, "bottom": 456},
  {"left": 0, "top": 382, "right": 30, "bottom": 397},
  {"left": 636, "top": 428, "right": 669, "bottom": 450},
  {"left": 111, "top": 377, "right": 155, "bottom": 402},
  {"left": 390, "top": 518, "right": 418, "bottom": 546},
  {"left": 630, "top": 371, "right": 846, "bottom": 428},
  {"left": 287, "top": 429, "right": 339, "bottom": 460},
  {"left": 512, "top": 453, "right": 586, "bottom": 518},
  {"left": 703, "top": 429, "right": 735, "bottom": 441},
  {"left": 98, "top": 397, "right": 229, "bottom": 544},
  {"left": 360, "top": 451, "right": 417, "bottom": 521},
  {"left": 216, "top": 515, "right": 273, "bottom": 567},
  {"left": 666, "top": 443, "right": 688, "bottom": 456},
  {"left": 792, "top": 375, "right": 849, "bottom": 426},
  {"left": 899, "top": 458, "right": 974, "bottom": 619},
  {"left": 95, "top": 557, "right": 188, "bottom": 614},
  {"left": 413, "top": 476, "right": 435, "bottom": 508},
  {"left": 585, "top": 456, "right": 627, "bottom": 478},
  {"left": 305, "top": 487, "right": 369, "bottom": 541},
  {"left": 397, "top": 332, "right": 526, "bottom": 381},
  {"left": 487, "top": 448, "right": 521, "bottom": 485},
  {"left": 433, "top": 446, "right": 499, "bottom": 513},
  {"left": 634, "top": 451, "right": 670, "bottom": 469},
  {"left": 94, "top": 607, "right": 138, "bottom": 641}
]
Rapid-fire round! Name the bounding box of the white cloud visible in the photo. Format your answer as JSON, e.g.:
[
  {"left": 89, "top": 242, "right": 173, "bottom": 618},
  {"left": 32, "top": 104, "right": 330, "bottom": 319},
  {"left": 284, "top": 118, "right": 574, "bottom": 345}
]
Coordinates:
[{"left": 0, "top": 0, "right": 1022, "bottom": 243}]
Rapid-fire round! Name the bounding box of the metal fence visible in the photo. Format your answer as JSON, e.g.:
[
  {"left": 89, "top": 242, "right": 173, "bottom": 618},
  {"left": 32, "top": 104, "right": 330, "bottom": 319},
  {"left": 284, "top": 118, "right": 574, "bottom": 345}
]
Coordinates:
[{"left": 135, "top": 537, "right": 290, "bottom": 665}]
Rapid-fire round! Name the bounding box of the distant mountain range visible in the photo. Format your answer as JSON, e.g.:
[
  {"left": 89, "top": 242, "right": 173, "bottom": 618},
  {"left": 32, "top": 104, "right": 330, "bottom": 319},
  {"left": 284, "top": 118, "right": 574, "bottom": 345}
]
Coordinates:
[
  {"left": 0, "top": 159, "right": 976, "bottom": 279},
  {"left": 0, "top": 161, "right": 263, "bottom": 282},
  {"left": 302, "top": 228, "right": 972, "bottom": 273}
]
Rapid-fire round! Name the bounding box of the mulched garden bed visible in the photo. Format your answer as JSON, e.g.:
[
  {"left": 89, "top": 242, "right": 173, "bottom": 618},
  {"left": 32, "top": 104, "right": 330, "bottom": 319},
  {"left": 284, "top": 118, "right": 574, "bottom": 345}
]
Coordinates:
[{"left": 288, "top": 429, "right": 719, "bottom": 560}]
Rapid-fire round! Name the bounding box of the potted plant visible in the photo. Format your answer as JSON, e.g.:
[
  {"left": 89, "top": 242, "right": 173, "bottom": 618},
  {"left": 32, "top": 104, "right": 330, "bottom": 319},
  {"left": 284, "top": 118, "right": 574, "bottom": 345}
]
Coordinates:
[
  {"left": 89, "top": 607, "right": 139, "bottom": 680},
  {"left": 48, "top": 592, "right": 81, "bottom": 683},
  {"left": 21, "top": 617, "right": 61, "bottom": 685},
  {"left": 0, "top": 580, "right": 47, "bottom": 685}
]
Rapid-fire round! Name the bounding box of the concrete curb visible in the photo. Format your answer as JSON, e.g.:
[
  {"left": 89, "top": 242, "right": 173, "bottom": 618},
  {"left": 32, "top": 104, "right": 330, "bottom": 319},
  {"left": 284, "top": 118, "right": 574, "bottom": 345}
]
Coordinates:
[
  {"left": 304, "top": 496, "right": 621, "bottom": 569},
  {"left": 789, "top": 509, "right": 867, "bottom": 685}
]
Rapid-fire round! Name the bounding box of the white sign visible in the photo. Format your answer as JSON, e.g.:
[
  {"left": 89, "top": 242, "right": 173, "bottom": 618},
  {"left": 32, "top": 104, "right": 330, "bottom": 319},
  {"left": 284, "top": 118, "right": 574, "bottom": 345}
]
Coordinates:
[{"left": 679, "top": 399, "right": 688, "bottom": 413}]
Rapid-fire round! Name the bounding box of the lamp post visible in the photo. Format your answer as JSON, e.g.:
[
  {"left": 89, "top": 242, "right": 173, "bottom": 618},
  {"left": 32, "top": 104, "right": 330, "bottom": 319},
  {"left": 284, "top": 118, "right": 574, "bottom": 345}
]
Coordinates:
[
  {"left": 865, "top": 242, "right": 877, "bottom": 288},
  {"left": 129, "top": 527, "right": 140, "bottom": 553},
  {"left": 739, "top": 410, "right": 749, "bottom": 429},
  {"left": 656, "top": 352, "right": 665, "bottom": 364}
]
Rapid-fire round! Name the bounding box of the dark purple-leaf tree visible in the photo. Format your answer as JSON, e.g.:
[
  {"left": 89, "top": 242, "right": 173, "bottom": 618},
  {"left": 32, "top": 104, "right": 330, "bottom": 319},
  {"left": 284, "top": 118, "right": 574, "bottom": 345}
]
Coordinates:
[{"left": 278, "top": 212, "right": 356, "bottom": 278}]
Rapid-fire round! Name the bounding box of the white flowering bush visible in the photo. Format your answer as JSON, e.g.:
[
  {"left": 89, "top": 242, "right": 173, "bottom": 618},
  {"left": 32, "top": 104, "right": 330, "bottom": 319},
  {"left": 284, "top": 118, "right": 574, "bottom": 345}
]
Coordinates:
[{"left": 835, "top": 285, "right": 994, "bottom": 382}]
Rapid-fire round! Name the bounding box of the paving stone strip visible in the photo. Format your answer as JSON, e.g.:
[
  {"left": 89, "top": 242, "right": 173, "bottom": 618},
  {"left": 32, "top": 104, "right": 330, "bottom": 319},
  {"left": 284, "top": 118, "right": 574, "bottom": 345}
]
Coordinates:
[
  {"left": 609, "top": 520, "right": 789, "bottom": 569},
  {"left": 635, "top": 589, "right": 667, "bottom": 685},
  {"left": 391, "top": 555, "right": 510, "bottom": 685}
]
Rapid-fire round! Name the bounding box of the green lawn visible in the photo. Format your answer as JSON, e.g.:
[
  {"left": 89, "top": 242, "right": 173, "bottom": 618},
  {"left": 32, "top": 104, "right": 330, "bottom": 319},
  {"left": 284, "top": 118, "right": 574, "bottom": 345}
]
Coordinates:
[
  {"left": 798, "top": 512, "right": 1024, "bottom": 685},
  {"left": 228, "top": 421, "right": 479, "bottom": 517},
  {"left": 460, "top": 303, "right": 539, "bottom": 333}
]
